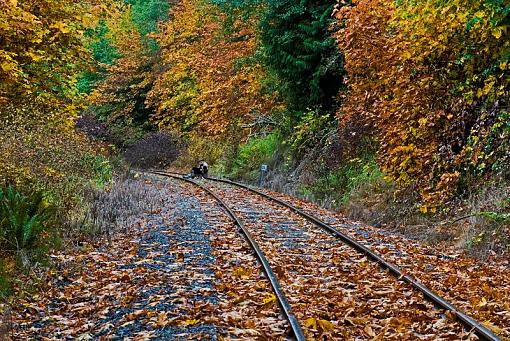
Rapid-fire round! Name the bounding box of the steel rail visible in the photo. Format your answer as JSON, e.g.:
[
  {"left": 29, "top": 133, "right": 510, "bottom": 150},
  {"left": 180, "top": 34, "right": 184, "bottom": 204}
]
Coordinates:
[
  {"left": 149, "top": 171, "right": 306, "bottom": 341},
  {"left": 158, "top": 171, "right": 500, "bottom": 341}
]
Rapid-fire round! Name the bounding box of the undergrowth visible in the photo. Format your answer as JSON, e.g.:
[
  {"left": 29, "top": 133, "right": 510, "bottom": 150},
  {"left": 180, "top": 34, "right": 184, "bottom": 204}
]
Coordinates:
[
  {"left": 217, "top": 126, "right": 510, "bottom": 259},
  {"left": 0, "top": 144, "right": 115, "bottom": 297},
  {"left": 79, "top": 177, "right": 165, "bottom": 237},
  {"left": 299, "top": 155, "right": 383, "bottom": 209},
  {"left": 229, "top": 133, "right": 280, "bottom": 180},
  {"left": 123, "top": 132, "right": 180, "bottom": 169},
  {"left": 0, "top": 186, "right": 58, "bottom": 296}
]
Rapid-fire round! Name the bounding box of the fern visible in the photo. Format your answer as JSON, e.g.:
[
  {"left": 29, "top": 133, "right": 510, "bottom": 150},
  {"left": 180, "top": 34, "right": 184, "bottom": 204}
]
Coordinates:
[{"left": 0, "top": 186, "right": 55, "bottom": 253}]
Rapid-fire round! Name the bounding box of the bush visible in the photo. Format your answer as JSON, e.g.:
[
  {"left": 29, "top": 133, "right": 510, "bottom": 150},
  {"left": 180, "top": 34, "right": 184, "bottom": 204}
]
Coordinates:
[
  {"left": 123, "top": 132, "right": 180, "bottom": 169},
  {"left": 0, "top": 106, "right": 110, "bottom": 214},
  {"left": 338, "top": 0, "right": 510, "bottom": 206},
  {"left": 173, "top": 132, "right": 238, "bottom": 176},
  {"left": 75, "top": 114, "right": 113, "bottom": 142},
  {"left": 81, "top": 154, "right": 113, "bottom": 189},
  {"left": 0, "top": 187, "right": 56, "bottom": 267},
  {"left": 230, "top": 133, "right": 280, "bottom": 180},
  {"left": 299, "top": 154, "right": 383, "bottom": 209}
]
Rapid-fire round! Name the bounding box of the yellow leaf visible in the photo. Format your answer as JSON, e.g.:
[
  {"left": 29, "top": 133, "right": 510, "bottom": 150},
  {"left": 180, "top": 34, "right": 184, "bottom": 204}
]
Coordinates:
[
  {"left": 233, "top": 266, "right": 249, "bottom": 279},
  {"left": 51, "top": 21, "right": 71, "bottom": 34},
  {"left": 482, "top": 321, "right": 503, "bottom": 334},
  {"left": 1, "top": 60, "right": 16, "bottom": 72},
  {"left": 304, "top": 317, "right": 317, "bottom": 329},
  {"left": 27, "top": 51, "right": 43, "bottom": 62},
  {"left": 364, "top": 325, "right": 376, "bottom": 337},
  {"left": 482, "top": 80, "right": 495, "bottom": 96},
  {"left": 182, "top": 319, "right": 200, "bottom": 326},
  {"left": 318, "top": 319, "right": 335, "bottom": 332},
  {"left": 262, "top": 292, "right": 276, "bottom": 304},
  {"left": 492, "top": 26, "right": 505, "bottom": 39}
]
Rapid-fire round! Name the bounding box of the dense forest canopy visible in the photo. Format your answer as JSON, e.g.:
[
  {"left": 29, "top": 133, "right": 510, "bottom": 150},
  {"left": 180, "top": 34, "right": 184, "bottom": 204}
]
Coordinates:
[
  {"left": 88, "top": 0, "right": 510, "bottom": 209},
  {"left": 2, "top": 0, "right": 510, "bottom": 201}
]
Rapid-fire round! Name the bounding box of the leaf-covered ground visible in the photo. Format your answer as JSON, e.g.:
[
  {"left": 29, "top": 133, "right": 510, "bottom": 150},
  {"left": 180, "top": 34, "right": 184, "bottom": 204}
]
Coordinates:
[
  {"left": 261, "top": 188, "right": 510, "bottom": 339},
  {"left": 201, "top": 181, "right": 478, "bottom": 340},
  {"left": 10, "top": 176, "right": 288, "bottom": 340},
  {"left": 7, "top": 174, "right": 510, "bottom": 339}
]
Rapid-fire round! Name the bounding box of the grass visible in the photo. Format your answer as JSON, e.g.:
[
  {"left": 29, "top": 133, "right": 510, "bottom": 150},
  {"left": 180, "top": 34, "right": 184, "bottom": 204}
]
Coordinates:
[
  {"left": 79, "top": 176, "right": 166, "bottom": 237},
  {"left": 230, "top": 133, "right": 280, "bottom": 180},
  {"left": 453, "top": 185, "right": 510, "bottom": 258},
  {"left": 298, "top": 155, "right": 383, "bottom": 209}
]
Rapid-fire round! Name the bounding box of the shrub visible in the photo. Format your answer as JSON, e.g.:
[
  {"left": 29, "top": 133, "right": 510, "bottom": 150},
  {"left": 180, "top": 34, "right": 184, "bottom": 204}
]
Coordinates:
[
  {"left": 290, "top": 109, "right": 336, "bottom": 160},
  {"left": 337, "top": 0, "right": 510, "bottom": 207},
  {"left": 81, "top": 154, "right": 113, "bottom": 189},
  {"left": 76, "top": 112, "right": 151, "bottom": 148},
  {"left": 0, "top": 105, "right": 110, "bottom": 214},
  {"left": 76, "top": 114, "right": 112, "bottom": 142},
  {"left": 230, "top": 133, "right": 280, "bottom": 180},
  {"left": 173, "top": 133, "right": 232, "bottom": 174},
  {"left": 123, "top": 132, "right": 180, "bottom": 169},
  {"left": 299, "top": 154, "right": 383, "bottom": 208},
  {"left": 0, "top": 187, "right": 56, "bottom": 267}
]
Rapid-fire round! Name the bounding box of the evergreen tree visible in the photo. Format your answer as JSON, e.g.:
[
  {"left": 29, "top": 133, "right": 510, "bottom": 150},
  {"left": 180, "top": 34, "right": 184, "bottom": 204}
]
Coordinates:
[
  {"left": 77, "top": 21, "right": 120, "bottom": 94},
  {"left": 260, "top": 0, "right": 344, "bottom": 111}
]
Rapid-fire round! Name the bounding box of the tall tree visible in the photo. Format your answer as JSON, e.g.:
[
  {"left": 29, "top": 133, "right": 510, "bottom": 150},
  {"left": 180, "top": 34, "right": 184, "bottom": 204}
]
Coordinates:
[
  {"left": 0, "top": 0, "right": 113, "bottom": 188},
  {"left": 337, "top": 0, "right": 510, "bottom": 206},
  {"left": 147, "top": 0, "right": 280, "bottom": 137},
  {"left": 260, "top": 0, "right": 344, "bottom": 111},
  {"left": 89, "top": 6, "right": 156, "bottom": 131},
  {"left": 79, "top": 0, "right": 169, "bottom": 94}
]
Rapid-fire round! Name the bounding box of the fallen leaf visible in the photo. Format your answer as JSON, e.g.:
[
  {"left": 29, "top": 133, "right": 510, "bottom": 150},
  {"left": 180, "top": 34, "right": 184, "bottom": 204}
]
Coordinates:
[{"left": 364, "top": 325, "right": 375, "bottom": 337}]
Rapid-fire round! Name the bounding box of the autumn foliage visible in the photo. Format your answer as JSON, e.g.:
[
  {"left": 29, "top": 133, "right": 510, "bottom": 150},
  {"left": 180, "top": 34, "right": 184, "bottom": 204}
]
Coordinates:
[
  {"left": 5, "top": 0, "right": 505, "bottom": 213},
  {"left": 0, "top": 0, "right": 121, "bottom": 283},
  {"left": 89, "top": 6, "right": 155, "bottom": 128},
  {"left": 147, "top": 0, "right": 280, "bottom": 138},
  {"left": 337, "top": 0, "right": 510, "bottom": 206},
  {"left": 88, "top": 0, "right": 510, "bottom": 207},
  {"left": 0, "top": 0, "right": 115, "bottom": 192}
]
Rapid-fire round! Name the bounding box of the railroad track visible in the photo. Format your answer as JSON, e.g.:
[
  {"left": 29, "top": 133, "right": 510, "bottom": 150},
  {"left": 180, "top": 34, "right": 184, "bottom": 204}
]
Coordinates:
[
  {"left": 148, "top": 170, "right": 501, "bottom": 340},
  {"left": 152, "top": 172, "right": 306, "bottom": 340}
]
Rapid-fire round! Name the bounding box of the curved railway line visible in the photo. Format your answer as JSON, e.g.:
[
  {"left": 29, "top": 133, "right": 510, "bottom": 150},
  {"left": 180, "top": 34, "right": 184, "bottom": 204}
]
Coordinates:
[
  {"left": 148, "top": 170, "right": 502, "bottom": 340},
  {"left": 157, "top": 172, "right": 306, "bottom": 341}
]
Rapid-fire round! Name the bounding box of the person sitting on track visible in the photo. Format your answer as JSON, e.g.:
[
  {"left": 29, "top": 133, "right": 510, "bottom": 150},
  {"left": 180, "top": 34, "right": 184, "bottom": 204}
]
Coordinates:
[
  {"left": 184, "top": 160, "right": 208, "bottom": 179},
  {"left": 198, "top": 160, "right": 208, "bottom": 178}
]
